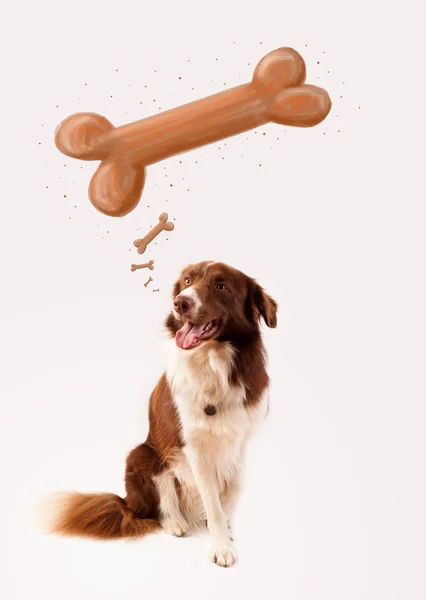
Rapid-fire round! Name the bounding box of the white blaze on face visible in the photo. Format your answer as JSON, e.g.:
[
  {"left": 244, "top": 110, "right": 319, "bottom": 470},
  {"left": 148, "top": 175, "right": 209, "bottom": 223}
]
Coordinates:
[
  {"left": 180, "top": 286, "right": 202, "bottom": 318},
  {"left": 173, "top": 285, "right": 203, "bottom": 321}
]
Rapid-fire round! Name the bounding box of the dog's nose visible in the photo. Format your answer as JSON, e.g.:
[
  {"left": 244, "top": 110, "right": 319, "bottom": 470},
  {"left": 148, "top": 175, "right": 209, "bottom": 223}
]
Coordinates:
[{"left": 174, "top": 295, "right": 194, "bottom": 314}]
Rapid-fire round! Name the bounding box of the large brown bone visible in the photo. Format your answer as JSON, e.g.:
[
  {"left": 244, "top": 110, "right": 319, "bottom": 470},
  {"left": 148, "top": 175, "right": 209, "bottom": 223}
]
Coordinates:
[{"left": 55, "top": 47, "right": 331, "bottom": 217}]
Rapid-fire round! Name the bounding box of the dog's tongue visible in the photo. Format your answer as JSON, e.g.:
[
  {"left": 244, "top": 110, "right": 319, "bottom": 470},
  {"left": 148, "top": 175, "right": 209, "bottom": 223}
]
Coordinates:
[{"left": 176, "top": 322, "right": 205, "bottom": 349}]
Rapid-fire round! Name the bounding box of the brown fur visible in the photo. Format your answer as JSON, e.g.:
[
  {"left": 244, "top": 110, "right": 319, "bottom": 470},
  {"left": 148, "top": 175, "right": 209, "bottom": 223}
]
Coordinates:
[
  {"left": 48, "top": 262, "right": 277, "bottom": 540},
  {"left": 49, "top": 492, "right": 159, "bottom": 539}
]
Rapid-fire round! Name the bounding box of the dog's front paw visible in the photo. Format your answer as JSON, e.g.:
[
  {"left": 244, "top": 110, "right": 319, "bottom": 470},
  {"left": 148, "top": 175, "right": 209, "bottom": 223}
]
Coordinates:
[
  {"left": 208, "top": 540, "right": 237, "bottom": 568},
  {"left": 161, "top": 519, "right": 187, "bottom": 537}
]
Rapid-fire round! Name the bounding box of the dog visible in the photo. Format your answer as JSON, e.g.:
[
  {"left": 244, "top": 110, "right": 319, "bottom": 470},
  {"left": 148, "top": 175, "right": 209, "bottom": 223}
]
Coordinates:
[{"left": 47, "top": 261, "right": 277, "bottom": 567}]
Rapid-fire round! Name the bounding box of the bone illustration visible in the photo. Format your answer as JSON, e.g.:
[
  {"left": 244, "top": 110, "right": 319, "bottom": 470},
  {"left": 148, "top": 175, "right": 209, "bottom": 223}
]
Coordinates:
[
  {"left": 134, "top": 213, "right": 174, "bottom": 255},
  {"left": 144, "top": 276, "right": 153, "bottom": 288},
  {"left": 130, "top": 260, "right": 155, "bottom": 272},
  {"left": 54, "top": 47, "right": 331, "bottom": 217},
  {"left": 152, "top": 288, "right": 160, "bottom": 293}
]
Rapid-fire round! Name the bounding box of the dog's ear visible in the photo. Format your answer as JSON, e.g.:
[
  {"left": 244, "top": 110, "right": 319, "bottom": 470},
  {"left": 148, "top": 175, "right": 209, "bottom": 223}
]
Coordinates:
[{"left": 245, "top": 281, "right": 278, "bottom": 328}]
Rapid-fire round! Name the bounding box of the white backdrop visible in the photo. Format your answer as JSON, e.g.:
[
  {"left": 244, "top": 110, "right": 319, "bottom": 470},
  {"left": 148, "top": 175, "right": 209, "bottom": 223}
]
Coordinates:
[{"left": 1, "top": 1, "right": 425, "bottom": 599}]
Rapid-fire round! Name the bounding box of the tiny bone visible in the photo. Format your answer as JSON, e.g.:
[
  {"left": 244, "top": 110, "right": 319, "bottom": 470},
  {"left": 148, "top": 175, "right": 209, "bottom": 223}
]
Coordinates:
[
  {"left": 131, "top": 260, "right": 155, "bottom": 272},
  {"left": 134, "top": 213, "right": 174, "bottom": 255}
]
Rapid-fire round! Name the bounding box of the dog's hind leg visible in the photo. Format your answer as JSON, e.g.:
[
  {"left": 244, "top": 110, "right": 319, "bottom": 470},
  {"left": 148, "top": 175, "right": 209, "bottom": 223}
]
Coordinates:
[
  {"left": 125, "top": 443, "right": 160, "bottom": 518},
  {"left": 153, "top": 470, "right": 188, "bottom": 537}
]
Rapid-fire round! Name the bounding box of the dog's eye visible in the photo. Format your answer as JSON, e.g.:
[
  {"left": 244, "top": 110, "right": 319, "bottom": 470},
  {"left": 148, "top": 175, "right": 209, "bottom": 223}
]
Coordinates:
[
  {"left": 216, "top": 283, "right": 226, "bottom": 291},
  {"left": 185, "top": 278, "right": 191, "bottom": 285}
]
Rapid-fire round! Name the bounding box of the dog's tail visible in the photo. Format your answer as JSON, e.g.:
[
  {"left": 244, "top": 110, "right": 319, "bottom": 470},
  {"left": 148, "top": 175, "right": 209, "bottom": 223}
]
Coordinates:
[{"left": 42, "top": 491, "right": 160, "bottom": 540}]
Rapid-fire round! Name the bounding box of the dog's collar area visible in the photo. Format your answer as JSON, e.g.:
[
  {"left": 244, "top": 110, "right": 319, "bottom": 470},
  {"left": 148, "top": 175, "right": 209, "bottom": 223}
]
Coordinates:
[{"left": 204, "top": 405, "right": 217, "bottom": 416}]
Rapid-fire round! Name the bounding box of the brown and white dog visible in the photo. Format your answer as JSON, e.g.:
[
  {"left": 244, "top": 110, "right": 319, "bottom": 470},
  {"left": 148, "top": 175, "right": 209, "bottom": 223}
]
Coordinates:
[{"left": 48, "top": 261, "right": 277, "bottom": 567}]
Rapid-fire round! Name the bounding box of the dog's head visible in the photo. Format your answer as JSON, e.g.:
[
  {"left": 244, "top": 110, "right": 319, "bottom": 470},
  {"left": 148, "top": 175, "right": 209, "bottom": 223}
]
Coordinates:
[{"left": 166, "top": 261, "right": 278, "bottom": 350}]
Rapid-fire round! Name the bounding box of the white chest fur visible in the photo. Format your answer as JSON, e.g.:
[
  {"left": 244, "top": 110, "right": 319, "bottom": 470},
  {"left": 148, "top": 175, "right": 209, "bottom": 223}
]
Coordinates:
[{"left": 166, "top": 341, "right": 268, "bottom": 495}]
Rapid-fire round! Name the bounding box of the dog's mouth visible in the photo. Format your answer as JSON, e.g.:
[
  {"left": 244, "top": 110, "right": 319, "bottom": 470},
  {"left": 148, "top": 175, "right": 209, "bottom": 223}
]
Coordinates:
[{"left": 175, "top": 320, "right": 220, "bottom": 350}]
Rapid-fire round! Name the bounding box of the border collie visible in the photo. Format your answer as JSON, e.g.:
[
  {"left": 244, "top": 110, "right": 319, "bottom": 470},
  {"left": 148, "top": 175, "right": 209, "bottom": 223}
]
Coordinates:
[{"left": 48, "top": 261, "right": 277, "bottom": 567}]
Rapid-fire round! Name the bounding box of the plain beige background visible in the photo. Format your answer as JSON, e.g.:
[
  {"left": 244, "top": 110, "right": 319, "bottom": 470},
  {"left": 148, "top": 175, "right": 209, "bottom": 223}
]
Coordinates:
[{"left": 1, "top": 1, "right": 425, "bottom": 599}]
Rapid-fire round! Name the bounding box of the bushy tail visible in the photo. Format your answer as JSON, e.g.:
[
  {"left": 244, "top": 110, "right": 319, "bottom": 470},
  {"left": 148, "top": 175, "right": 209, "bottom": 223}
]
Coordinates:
[{"left": 43, "top": 491, "right": 160, "bottom": 540}]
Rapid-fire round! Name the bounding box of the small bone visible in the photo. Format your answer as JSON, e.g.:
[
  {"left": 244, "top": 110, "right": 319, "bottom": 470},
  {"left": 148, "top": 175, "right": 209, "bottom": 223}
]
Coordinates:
[
  {"left": 134, "top": 213, "right": 174, "bottom": 255},
  {"left": 130, "top": 260, "right": 155, "bottom": 272},
  {"left": 54, "top": 48, "right": 331, "bottom": 217},
  {"left": 144, "top": 276, "right": 153, "bottom": 288},
  {"left": 152, "top": 288, "right": 160, "bottom": 293}
]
